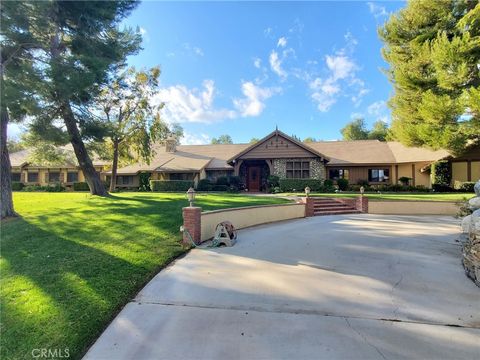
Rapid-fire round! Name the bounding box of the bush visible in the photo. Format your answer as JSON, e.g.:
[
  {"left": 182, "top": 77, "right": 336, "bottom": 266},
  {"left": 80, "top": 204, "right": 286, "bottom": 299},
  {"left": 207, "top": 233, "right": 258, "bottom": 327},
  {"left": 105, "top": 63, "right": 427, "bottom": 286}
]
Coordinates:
[
  {"left": 23, "top": 184, "right": 65, "bottom": 192},
  {"left": 337, "top": 178, "right": 349, "bottom": 191},
  {"left": 197, "top": 179, "right": 213, "bottom": 191},
  {"left": 139, "top": 172, "right": 152, "bottom": 192},
  {"left": 432, "top": 183, "right": 453, "bottom": 192},
  {"left": 211, "top": 185, "right": 229, "bottom": 192},
  {"left": 73, "top": 182, "right": 90, "bottom": 191},
  {"left": 216, "top": 176, "right": 229, "bottom": 186},
  {"left": 267, "top": 175, "right": 280, "bottom": 188},
  {"left": 228, "top": 176, "right": 241, "bottom": 188},
  {"left": 454, "top": 181, "right": 475, "bottom": 193},
  {"left": 398, "top": 176, "right": 411, "bottom": 186},
  {"left": 431, "top": 160, "right": 451, "bottom": 187},
  {"left": 150, "top": 180, "right": 194, "bottom": 192},
  {"left": 357, "top": 179, "right": 369, "bottom": 187},
  {"left": 279, "top": 179, "right": 323, "bottom": 192},
  {"left": 11, "top": 182, "right": 24, "bottom": 191}
]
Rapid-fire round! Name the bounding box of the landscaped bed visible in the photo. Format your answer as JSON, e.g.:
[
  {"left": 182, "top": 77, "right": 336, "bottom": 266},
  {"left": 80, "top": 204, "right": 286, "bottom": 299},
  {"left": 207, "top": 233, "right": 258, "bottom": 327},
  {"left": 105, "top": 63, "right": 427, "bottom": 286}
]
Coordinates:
[{"left": 1, "top": 192, "right": 290, "bottom": 360}]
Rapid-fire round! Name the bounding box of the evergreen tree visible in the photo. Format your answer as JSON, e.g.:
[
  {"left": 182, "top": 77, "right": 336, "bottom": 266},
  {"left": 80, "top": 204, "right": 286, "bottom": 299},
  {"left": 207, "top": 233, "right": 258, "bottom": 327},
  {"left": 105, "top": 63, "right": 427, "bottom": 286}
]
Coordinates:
[
  {"left": 211, "top": 134, "right": 233, "bottom": 144},
  {"left": 1, "top": 1, "right": 141, "bottom": 198},
  {"left": 368, "top": 120, "right": 389, "bottom": 141},
  {"left": 380, "top": 0, "right": 480, "bottom": 155}
]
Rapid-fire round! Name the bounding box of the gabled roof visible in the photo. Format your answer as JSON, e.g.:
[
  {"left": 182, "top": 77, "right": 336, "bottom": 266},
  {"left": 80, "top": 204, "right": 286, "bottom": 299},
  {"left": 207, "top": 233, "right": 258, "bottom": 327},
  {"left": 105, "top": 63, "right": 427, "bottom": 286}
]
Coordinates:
[{"left": 226, "top": 129, "right": 330, "bottom": 163}]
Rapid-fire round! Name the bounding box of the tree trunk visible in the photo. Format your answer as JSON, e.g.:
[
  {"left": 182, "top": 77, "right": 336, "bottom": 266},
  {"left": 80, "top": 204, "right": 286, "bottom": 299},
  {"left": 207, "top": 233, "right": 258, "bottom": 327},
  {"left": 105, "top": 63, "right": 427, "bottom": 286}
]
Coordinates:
[
  {"left": 109, "top": 139, "right": 119, "bottom": 192},
  {"left": 1, "top": 108, "right": 15, "bottom": 219},
  {"left": 60, "top": 102, "right": 108, "bottom": 196}
]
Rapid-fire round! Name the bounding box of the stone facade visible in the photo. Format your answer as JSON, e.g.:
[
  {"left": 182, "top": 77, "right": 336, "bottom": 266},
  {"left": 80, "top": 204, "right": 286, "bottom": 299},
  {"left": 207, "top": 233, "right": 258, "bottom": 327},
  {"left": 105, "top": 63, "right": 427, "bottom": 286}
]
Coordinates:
[
  {"left": 461, "top": 179, "right": 480, "bottom": 287},
  {"left": 272, "top": 158, "right": 326, "bottom": 180}
]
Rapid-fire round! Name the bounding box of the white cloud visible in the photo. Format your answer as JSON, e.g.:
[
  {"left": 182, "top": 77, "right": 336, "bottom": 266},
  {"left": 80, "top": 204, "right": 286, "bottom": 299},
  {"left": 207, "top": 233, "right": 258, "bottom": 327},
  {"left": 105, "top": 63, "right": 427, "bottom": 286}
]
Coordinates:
[
  {"left": 264, "top": 27, "right": 274, "bottom": 38},
  {"left": 269, "top": 50, "right": 287, "bottom": 80},
  {"left": 367, "top": 2, "right": 388, "bottom": 18},
  {"left": 155, "top": 80, "right": 236, "bottom": 124},
  {"left": 367, "top": 100, "right": 386, "bottom": 116},
  {"left": 253, "top": 57, "right": 262, "bottom": 69},
  {"left": 277, "top": 37, "right": 287, "bottom": 48},
  {"left": 234, "top": 82, "right": 281, "bottom": 117},
  {"left": 180, "top": 132, "right": 211, "bottom": 145},
  {"left": 183, "top": 43, "right": 204, "bottom": 57},
  {"left": 309, "top": 33, "right": 369, "bottom": 112}
]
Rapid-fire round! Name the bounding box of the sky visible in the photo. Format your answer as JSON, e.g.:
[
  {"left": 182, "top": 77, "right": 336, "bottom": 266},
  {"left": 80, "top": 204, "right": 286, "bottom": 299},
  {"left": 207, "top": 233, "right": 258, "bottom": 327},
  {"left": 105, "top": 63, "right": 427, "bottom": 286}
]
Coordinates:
[{"left": 9, "top": 1, "right": 406, "bottom": 144}]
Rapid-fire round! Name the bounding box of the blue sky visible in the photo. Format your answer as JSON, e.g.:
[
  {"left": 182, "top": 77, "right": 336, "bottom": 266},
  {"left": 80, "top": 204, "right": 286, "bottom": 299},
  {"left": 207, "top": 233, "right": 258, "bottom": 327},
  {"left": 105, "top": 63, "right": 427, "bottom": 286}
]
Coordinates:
[{"left": 10, "top": 1, "right": 406, "bottom": 144}]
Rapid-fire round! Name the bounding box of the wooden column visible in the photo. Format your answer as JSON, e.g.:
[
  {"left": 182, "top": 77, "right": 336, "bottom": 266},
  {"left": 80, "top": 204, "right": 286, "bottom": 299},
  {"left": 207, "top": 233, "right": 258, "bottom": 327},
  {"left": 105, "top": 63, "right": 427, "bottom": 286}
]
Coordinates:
[
  {"left": 411, "top": 164, "right": 416, "bottom": 186},
  {"left": 467, "top": 160, "right": 472, "bottom": 182}
]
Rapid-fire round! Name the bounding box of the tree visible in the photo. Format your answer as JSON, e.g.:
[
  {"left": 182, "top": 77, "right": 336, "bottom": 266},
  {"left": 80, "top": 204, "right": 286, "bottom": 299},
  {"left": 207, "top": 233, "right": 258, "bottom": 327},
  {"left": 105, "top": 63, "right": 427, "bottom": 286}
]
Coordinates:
[
  {"left": 97, "top": 67, "right": 183, "bottom": 191},
  {"left": 211, "top": 134, "right": 233, "bottom": 144},
  {"left": 1, "top": 1, "right": 141, "bottom": 198},
  {"left": 341, "top": 118, "right": 369, "bottom": 140},
  {"left": 249, "top": 137, "right": 260, "bottom": 143},
  {"left": 380, "top": 0, "right": 480, "bottom": 155},
  {"left": 303, "top": 137, "right": 317, "bottom": 143},
  {"left": 7, "top": 138, "right": 27, "bottom": 153},
  {"left": 368, "top": 120, "right": 389, "bottom": 141}
]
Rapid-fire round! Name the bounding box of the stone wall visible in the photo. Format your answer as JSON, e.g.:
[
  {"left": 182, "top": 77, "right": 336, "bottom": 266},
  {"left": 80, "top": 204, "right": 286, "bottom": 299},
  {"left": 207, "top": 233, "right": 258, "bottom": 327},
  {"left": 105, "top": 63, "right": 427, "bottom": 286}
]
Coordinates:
[
  {"left": 461, "top": 180, "right": 480, "bottom": 287},
  {"left": 272, "top": 158, "right": 326, "bottom": 180}
]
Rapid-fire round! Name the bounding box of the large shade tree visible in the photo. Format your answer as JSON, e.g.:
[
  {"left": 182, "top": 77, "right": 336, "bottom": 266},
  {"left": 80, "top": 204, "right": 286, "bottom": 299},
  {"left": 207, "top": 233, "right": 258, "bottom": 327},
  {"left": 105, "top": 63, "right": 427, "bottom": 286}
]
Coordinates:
[
  {"left": 380, "top": 0, "right": 480, "bottom": 155},
  {"left": 97, "top": 66, "right": 183, "bottom": 191},
  {"left": 1, "top": 0, "right": 141, "bottom": 200}
]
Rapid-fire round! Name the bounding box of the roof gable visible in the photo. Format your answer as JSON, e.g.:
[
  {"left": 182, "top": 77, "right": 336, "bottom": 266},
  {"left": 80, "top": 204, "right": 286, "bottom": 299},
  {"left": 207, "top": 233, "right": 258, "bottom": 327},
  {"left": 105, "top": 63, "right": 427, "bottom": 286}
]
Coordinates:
[{"left": 227, "top": 130, "right": 329, "bottom": 162}]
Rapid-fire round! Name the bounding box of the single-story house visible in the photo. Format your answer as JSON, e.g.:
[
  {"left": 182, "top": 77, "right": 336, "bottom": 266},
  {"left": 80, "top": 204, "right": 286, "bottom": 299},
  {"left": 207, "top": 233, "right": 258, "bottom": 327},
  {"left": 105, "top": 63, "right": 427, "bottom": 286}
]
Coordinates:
[
  {"left": 9, "top": 145, "right": 109, "bottom": 187},
  {"left": 9, "top": 129, "right": 480, "bottom": 190}
]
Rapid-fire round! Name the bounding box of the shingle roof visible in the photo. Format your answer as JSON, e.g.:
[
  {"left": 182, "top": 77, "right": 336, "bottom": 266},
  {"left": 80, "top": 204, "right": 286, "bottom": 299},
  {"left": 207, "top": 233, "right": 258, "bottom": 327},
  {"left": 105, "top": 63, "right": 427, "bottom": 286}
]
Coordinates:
[{"left": 9, "top": 145, "right": 109, "bottom": 168}]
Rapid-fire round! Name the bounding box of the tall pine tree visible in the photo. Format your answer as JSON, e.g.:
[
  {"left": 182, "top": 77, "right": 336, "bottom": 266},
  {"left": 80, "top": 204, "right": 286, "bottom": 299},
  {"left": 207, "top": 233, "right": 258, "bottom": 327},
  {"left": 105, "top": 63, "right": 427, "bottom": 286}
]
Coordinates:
[
  {"left": 1, "top": 1, "right": 141, "bottom": 199},
  {"left": 380, "top": 0, "right": 480, "bottom": 155}
]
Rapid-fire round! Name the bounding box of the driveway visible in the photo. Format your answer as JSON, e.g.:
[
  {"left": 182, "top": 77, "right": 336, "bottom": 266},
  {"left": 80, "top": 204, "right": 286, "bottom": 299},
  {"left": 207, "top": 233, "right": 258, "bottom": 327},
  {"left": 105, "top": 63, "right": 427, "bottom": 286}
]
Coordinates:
[{"left": 85, "top": 215, "right": 480, "bottom": 360}]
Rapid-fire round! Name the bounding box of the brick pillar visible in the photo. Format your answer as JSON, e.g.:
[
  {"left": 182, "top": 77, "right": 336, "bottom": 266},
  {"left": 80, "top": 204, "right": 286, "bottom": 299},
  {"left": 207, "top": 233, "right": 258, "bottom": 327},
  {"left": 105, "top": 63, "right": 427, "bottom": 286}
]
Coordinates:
[
  {"left": 356, "top": 196, "right": 368, "bottom": 213},
  {"left": 301, "top": 197, "right": 315, "bottom": 217},
  {"left": 182, "top": 206, "right": 202, "bottom": 245}
]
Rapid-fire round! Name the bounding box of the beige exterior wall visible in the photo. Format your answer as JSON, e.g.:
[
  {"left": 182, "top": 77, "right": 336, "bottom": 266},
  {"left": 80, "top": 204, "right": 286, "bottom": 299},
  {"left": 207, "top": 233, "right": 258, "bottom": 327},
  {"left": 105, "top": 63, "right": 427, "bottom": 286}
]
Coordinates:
[
  {"left": 472, "top": 161, "right": 480, "bottom": 182},
  {"left": 201, "top": 203, "right": 305, "bottom": 241},
  {"left": 18, "top": 166, "right": 107, "bottom": 185},
  {"left": 368, "top": 201, "right": 458, "bottom": 215},
  {"left": 452, "top": 162, "right": 468, "bottom": 182},
  {"left": 413, "top": 162, "right": 431, "bottom": 187}
]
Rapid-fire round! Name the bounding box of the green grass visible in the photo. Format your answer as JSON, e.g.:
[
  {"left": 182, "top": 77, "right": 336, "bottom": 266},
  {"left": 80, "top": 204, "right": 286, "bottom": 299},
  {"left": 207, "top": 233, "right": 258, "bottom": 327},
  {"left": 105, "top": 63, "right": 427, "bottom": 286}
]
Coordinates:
[
  {"left": 1, "top": 192, "right": 289, "bottom": 360},
  {"left": 282, "top": 192, "right": 472, "bottom": 202}
]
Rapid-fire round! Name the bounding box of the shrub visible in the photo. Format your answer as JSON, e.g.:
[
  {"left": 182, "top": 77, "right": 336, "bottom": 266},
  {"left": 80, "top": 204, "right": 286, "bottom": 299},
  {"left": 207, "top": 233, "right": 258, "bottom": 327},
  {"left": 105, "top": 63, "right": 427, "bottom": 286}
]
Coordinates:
[
  {"left": 398, "top": 176, "right": 411, "bottom": 186},
  {"left": 454, "top": 181, "right": 475, "bottom": 193},
  {"left": 432, "top": 183, "right": 453, "bottom": 192},
  {"left": 431, "top": 160, "right": 451, "bottom": 187},
  {"left": 216, "top": 176, "right": 229, "bottom": 186},
  {"left": 23, "top": 184, "right": 65, "bottom": 192},
  {"left": 150, "top": 180, "right": 194, "bottom": 192},
  {"left": 139, "top": 172, "right": 152, "bottom": 192},
  {"left": 211, "top": 185, "right": 229, "bottom": 192},
  {"left": 279, "top": 179, "right": 323, "bottom": 192},
  {"left": 11, "top": 182, "right": 24, "bottom": 191},
  {"left": 197, "top": 179, "right": 213, "bottom": 191},
  {"left": 73, "top": 182, "right": 90, "bottom": 191},
  {"left": 337, "top": 178, "right": 349, "bottom": 191},
  {"left": 228, "top": 176, "right": 241, "bottom": 188},
  {"left": 357, "top": 179, "right": 369, "bottom": 187},
  {"left": 267, "top": 175, "right": 280, "bottom": 188}
]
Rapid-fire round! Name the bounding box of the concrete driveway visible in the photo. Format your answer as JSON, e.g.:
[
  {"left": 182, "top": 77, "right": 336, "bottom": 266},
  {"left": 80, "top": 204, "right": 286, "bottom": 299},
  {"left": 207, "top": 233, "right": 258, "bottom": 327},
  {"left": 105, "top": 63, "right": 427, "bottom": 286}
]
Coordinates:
[{"left": 85, "top": 215, "right": 480, "bottom": 360}]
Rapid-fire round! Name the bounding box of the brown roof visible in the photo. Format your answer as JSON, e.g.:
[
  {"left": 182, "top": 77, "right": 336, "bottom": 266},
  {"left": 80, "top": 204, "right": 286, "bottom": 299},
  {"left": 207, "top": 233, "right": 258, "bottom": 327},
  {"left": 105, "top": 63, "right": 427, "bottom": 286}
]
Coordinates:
[{"left": 9, "top": 145, "right": 109, "bottom": 168}]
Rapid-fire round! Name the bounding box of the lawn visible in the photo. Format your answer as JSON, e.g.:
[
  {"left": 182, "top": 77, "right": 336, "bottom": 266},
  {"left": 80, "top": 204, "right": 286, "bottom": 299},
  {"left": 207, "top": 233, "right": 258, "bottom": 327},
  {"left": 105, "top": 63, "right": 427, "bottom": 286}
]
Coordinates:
[
  {"left": 1, "top": 192, "right": 289, "bottom": 360},
  {"left": 282, "top": 192, "right": 473, "bottom": 202}
]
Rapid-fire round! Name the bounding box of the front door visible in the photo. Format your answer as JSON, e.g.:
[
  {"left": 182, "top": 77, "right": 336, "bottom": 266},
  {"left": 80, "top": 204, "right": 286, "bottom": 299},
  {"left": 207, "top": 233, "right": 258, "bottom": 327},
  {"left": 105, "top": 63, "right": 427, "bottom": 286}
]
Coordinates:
[{"left": 247, "top": 166, "right": 261, "bottom": 192}]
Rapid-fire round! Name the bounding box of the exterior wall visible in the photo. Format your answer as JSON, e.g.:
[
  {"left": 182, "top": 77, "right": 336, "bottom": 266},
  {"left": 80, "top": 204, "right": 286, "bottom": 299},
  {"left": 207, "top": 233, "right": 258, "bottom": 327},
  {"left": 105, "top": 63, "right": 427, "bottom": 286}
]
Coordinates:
[
  {"left": 273, "top": 158, "right": 326, "bottom": 180},
  {"left": 472, "top": 161, "right": 480, "bottom": 181},
  {"left": 205, "top": 170, "right": 234, "bottom": 181},
  {"left": 452, "top": 162, "right": 468, "bottom": 182},
  {"left": 326, "top": 165, "right": 393, "bottom": 185},
  {"left": 15, "top": 166, "right": 107, "bottom": 186},
  {"left": 368, "top": 201, "right": 458, "bottom": 215},
  {"left": 116, "top": 175, "right": 140, "bottom": 188},
  {"left": 200, "top": 203, "right": 305, "bottom": 242},
  {"left": 413, "top": 162, "right": 431, "bottom": 187}
]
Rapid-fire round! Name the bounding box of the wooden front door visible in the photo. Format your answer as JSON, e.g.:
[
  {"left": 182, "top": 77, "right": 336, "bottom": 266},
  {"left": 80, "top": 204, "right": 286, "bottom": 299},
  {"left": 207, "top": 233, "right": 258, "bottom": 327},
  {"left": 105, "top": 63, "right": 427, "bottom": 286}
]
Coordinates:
[{"left": 247, "top": 166, "right": 261, "bottom": 192}]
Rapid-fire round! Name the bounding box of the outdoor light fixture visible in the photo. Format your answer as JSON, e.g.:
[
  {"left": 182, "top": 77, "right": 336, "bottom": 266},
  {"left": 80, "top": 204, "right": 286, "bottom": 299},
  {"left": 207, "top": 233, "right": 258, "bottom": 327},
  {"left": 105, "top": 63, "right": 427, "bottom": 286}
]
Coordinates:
[
  {"left": 305, "top": 186, "right": 311, "bottom": 197},
  {"left": 186, "top": 187, "right": 196, "bottom": 207},
  {"left": 360, "top": 186, "right": 365, "bottom": 196}
]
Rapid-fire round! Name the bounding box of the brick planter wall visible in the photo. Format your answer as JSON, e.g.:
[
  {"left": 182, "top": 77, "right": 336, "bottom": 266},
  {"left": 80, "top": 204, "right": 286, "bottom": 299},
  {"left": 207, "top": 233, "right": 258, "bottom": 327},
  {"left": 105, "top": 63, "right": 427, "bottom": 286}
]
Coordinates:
[{"left": 182, "top": 206, "right": 201, "bottom": 245}]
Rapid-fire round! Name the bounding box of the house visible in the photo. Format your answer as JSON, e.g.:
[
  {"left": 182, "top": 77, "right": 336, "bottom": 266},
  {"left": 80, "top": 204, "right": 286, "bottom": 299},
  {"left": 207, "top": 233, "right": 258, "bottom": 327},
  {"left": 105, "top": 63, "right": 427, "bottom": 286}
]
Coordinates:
[
  {"left": 9, "top": 145, "right": 109, "bottom": 187},
  {"left": 10, "top": 129, "right": 479, "bottom": 190}
]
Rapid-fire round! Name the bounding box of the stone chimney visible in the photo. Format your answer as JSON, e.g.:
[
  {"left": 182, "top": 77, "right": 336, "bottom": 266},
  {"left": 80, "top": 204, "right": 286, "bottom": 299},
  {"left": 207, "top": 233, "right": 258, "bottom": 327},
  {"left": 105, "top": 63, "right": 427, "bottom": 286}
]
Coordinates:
[{"left": 165, "top": 135, "right": 177, "bottom": 153}]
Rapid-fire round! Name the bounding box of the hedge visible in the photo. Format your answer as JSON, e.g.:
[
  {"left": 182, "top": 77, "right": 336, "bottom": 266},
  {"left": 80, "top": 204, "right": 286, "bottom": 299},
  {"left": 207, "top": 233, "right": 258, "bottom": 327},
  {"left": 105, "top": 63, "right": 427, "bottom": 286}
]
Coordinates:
[
  {"left": 23, "top": 184, "right": 65, "bottom": 192},
  {"left": 150, "top": 180, "right": 194, "bottom": 192},
  {"left": 454, "top": 181, "right": 475, "bottom": 192},
  {"left": 279, "top": 179, "right": 323, "bottom": 192},
  {"left": 73, "top": 182, "right": 90, "bottom": 191},
  {"left": 11, "top": 182, "right": 24, "bottom": 191}
]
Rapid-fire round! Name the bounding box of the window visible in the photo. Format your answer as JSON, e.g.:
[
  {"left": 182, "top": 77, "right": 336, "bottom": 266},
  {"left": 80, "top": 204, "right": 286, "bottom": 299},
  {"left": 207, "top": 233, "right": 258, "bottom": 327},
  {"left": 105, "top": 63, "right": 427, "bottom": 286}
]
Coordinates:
[
  {"left": 48, "top": 172, "right": 60, "bottom": 182},
  {"left": 286, "top": 161, "right": 310, "bottom": 179},
  {"left": 67, "top": 172, "right": 78, "bottom": 183},
  {"left": 27, "top": 172, "right": 39, "bottom": 183},
  {"left": 117, "top": 176, "right": 134, "bottom": 185},
  {"left": 329, "top": 169, "right": 349, "bottom": 180},
  {"left": 170, "top": 173, "right": 194, "bottom": 181},
  {"left": 11, "top": 173, "right": 21, "bottom": 182},
  {"left": 368, "top": 169, "right": 390, "bottom": 182}
]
